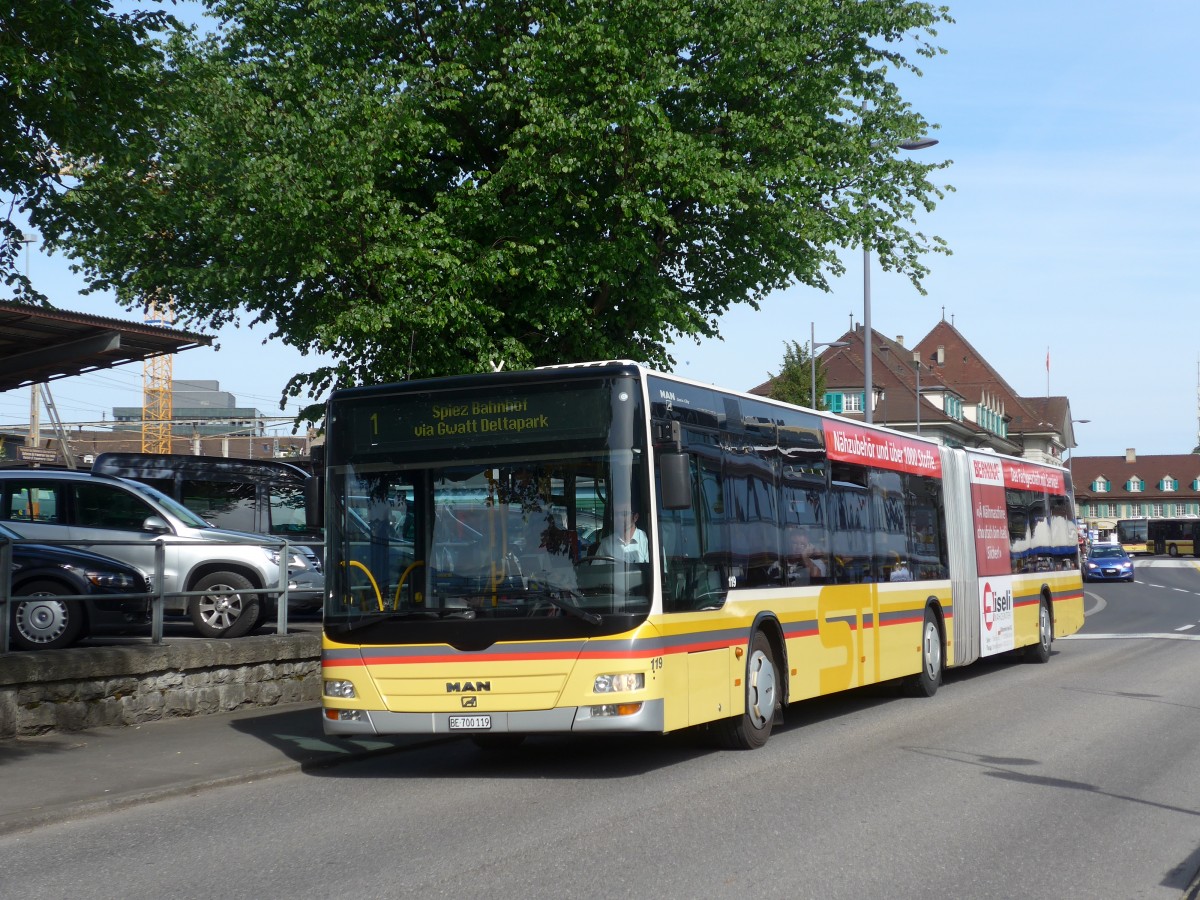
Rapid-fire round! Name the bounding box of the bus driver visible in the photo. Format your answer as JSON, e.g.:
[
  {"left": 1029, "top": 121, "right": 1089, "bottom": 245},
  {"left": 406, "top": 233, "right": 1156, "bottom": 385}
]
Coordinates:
[{"left": 595, "top": 506, "right": 649, "bottom": 563}]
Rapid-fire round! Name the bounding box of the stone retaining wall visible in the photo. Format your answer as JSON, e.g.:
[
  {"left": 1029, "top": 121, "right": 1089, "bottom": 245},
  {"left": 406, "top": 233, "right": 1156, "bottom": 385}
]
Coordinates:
[{"left": 0, "top": 634, "right": 321, "bottom": 740}]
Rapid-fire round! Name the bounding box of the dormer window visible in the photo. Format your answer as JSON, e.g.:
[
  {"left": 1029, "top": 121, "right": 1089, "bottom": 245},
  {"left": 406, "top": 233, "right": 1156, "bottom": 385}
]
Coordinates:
[
  {"left": 1161, "top": 476, "right": 1178, "bottom": 492},
  {"left": 1126, "top": 477, "right": 1144, "bottom": 492},
  {"left": 1091, "top": 478, "right": 1109, "bottom": 492}
]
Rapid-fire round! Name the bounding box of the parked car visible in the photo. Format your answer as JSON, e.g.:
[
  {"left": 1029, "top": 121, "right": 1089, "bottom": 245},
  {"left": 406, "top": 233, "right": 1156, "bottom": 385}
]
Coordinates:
[
  {"left": 1083, "top": 544, "right": 1135, "bottom": 582},
  {"left": 90, "top": 452, "right": 324, "bottom": 613},
  {"left": 0, "top": 469, "right": 322, "bottom": 638},
  {"left": 0, "top": 520, "right": 151, "bottom": 651}
]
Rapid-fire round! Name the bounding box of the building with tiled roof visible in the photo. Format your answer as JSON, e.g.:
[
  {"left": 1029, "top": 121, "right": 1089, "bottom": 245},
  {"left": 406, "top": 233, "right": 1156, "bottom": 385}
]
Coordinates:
[
  {"left": 1070, "top": 450, "right": 1200, "bottom": 542},
  {"left": 750, "top": 318, "right": 1083, "bottom": 466}
]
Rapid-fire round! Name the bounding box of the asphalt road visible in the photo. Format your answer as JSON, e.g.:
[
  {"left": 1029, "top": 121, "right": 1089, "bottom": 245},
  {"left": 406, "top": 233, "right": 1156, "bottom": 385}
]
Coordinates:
[{"left": 3, "top": 564, "right": 1199, "bottom": 900}]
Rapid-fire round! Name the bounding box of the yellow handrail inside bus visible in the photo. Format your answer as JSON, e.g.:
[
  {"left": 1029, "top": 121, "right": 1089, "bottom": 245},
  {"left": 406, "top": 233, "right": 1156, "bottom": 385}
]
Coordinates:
[
  {"left": 394, "top": 560, "right": 425, "bottom": 609},
  {"left": 342, "top": 559, "right": 383, "bottom": 611}
]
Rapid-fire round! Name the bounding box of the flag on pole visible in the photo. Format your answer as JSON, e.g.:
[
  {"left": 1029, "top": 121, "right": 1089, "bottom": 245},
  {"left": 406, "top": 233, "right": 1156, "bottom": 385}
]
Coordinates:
[{"left": 1046, "top": 347, "right": 1050, "bottom": 373}]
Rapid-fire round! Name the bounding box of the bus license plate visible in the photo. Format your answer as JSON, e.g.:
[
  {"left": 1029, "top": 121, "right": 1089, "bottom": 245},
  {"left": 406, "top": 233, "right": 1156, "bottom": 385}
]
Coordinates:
[{"left": 449, "top": 715, "right": 492, "bottom": 731}]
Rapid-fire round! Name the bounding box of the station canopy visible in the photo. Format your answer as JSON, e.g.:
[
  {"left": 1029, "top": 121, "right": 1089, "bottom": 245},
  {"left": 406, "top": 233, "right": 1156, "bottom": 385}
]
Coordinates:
[{"left": 0, "top": 300, "right": 211, "bottom": 392}]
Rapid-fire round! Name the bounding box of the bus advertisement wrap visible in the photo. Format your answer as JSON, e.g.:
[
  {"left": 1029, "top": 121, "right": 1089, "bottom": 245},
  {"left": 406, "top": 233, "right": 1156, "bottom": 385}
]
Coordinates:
[
  {"left": 822, "top": 421, "right": 942, "bottom": 478},
  {"left": 968, "top": 453, "right": 1016, "bottom": 654}
]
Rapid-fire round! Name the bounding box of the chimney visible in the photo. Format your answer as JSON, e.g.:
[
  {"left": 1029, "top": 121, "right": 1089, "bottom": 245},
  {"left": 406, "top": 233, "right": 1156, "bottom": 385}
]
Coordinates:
[
  {"left": 934, "top": 346, "right": 945, "bottom": 366},
  {"left": 1125, "top": 448, "right": 1136, "bottom": 463},
  {"left": 896, "top": 335, "right": 905, "bottom": 347}
]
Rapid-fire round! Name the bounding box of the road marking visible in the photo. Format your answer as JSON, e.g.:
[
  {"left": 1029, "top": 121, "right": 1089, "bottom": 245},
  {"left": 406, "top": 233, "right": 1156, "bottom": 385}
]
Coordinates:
[
  {"left": 1062, "top": 632, "right": 1200, "bottom": 642},
  {"left": 1174, "top": 624, "right": 1197, "bottom": 632}
]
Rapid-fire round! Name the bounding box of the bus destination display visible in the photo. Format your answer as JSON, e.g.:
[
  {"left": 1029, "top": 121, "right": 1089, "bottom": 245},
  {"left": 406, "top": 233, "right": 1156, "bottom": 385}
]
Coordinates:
[{"left": 348, "top": 387, "right": 613, "bottom": 452}]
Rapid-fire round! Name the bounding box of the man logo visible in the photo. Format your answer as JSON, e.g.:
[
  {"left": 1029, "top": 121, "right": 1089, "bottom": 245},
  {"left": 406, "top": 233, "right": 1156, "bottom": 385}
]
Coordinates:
[
  {"left": 461, "top": 696, "right": 478, "bottom": 708},
  {"left": 446, "top": 681, "right": 491, "bottom": 692}
]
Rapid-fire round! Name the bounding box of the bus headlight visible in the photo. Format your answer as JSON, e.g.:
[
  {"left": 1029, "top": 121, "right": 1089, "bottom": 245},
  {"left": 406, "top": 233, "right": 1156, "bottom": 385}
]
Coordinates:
[
  {"left": 594, "top": 673, "right": 645, "bottom": 694},
  {"left": 324, "top": 679, "right": 357, "bottom": 699}
]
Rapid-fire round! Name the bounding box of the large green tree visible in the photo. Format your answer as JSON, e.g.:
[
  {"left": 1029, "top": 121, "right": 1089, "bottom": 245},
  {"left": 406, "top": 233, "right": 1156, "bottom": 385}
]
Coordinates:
[
  {"left": 0, "top": 1, "right": 173, "bottom": 301},
  {"left": 42, "top": 0, "right": 952, "bottom": 418}
]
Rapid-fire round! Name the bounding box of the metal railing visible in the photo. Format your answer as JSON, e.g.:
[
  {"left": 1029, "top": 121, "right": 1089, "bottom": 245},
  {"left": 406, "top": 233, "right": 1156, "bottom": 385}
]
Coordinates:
[{"left": 0, "top": 534, "right": 324, "bottom": 654}]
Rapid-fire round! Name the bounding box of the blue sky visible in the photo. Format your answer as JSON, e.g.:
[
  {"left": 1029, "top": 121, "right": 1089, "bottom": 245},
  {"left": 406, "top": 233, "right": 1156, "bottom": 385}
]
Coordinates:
[{"left": 8, "top": 2, "right": 1199, "bottom": 453}]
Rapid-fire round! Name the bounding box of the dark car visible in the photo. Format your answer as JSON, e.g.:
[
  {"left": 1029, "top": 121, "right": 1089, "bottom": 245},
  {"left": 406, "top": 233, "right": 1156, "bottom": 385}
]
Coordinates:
[
  {"left": 2, "top": 521, "right": 152, "bottom": 651},
  {"left": 1083, "top": 544, "right": 1135, "bottom": 583}
]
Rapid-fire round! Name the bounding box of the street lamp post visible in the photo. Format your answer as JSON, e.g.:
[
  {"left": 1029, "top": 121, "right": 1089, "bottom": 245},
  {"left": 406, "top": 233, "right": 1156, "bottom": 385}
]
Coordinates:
[
  {"left": 912, "top": 350, "right": 938, "bottom": 434},
  {"left": 810, "top": 322, "right": 849, "bottom": 410},
  {"left": 862, "top": 137, "right": 939, "bottom": 425},
  {"left": 914, "top": 354, "right": 922, "bottom": 434}
]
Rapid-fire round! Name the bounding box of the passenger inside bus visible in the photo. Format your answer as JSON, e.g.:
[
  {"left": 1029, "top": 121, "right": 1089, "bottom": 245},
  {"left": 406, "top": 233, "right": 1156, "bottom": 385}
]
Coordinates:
[
  {"left": 782, "top": 529, "right": 827, "bottom": 585},
  {"left": 888, "top": 553, "right": 913, "bottom": 581}
]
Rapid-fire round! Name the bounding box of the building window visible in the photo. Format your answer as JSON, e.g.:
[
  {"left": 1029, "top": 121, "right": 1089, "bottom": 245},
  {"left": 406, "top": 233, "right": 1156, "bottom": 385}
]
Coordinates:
[
  {"left": 843, "top": 392, "right": 863, "bottom": 413},
  {"left": 1160, "top": 477, "right": 1177, "bottom": 492},
  {"left": 1126, "top": 477, "right": 1144, "bottom": 492},
  {"left": 1152, "top": 503, "right": 1164, "bottom": 517},
  {"left": 1091, "top": 478, "right": 1109, "bottom": 492}
]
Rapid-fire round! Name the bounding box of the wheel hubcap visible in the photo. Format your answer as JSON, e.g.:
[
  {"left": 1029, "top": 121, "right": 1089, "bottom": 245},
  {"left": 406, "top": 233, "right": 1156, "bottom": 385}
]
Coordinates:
[
  {"left": 924, "top": 621, "right": 942, "bottom": 679},
  {"left": 747, "top": 649, "right": 777, "bottom": 729},
  {"left": 16, "top": 598, "right": 69, "bottom": 644},
  {"left": 199, "top": 587, "right": 244, "bottom": 629}
]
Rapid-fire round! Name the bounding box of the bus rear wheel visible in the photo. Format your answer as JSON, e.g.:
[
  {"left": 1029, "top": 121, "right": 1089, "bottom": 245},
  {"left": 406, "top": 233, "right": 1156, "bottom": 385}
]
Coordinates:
[
  {"left": 1024, "top": 598, "right": 1053, "bottom": 663},
  {"left": 718, "top": 630, "right": 779, "bottom": 750},
  {"left": 910, "top": 607, "right": 943, "bottom": 697}
]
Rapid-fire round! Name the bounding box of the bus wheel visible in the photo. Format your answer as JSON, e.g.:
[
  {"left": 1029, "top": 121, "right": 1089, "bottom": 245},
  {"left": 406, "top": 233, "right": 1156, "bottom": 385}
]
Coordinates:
[
  {"left": 719, "top": 630, "right": 779, "bottom": 750},
  {"left": 911, "top": 607, "right": 943, "bottom": 697},
  {"left": 1168, "top": 544, "right": 1179, "bottom": 558},
  {"left": 1024, "top": 598, "right": 1053, "bottom": 664}
]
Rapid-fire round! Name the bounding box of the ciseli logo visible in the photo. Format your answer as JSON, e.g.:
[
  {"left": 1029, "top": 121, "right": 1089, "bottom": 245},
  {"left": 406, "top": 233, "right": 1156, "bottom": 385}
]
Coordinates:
[{"left": 983, "top": 582, "right": 994, "bottom": 631}]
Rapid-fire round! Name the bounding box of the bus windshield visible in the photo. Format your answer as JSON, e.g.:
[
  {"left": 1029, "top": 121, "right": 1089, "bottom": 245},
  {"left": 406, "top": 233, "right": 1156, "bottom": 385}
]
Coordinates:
[{"left": 323, "top": 375, "right": 650, "bottom": 639}]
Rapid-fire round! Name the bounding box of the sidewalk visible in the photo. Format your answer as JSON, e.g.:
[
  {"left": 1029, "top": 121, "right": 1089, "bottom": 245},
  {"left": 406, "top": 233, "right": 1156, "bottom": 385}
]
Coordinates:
[{"left": 0, "top": 701, "right": 439, "bottom": 835}]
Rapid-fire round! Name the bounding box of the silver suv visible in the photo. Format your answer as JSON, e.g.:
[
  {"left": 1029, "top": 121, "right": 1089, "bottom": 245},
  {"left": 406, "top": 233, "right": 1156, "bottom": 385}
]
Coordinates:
[{"left": 0, "top": 469, "right": 321, "bottom": 638}]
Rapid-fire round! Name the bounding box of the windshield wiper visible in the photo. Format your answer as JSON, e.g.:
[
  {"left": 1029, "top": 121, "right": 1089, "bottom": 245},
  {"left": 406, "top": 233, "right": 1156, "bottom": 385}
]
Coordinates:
[{"left": 525, "top": 585, "right": 602, "bottom": 625}]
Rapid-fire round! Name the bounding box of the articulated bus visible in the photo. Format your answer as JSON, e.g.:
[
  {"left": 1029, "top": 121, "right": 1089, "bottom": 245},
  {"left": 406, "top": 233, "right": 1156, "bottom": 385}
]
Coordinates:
[
  {"left": 309, "top": 362, "right": 1084, "bottom": 749},
  {"left": 1116, "top": 517, "right": 1200, "bottom": 556}
]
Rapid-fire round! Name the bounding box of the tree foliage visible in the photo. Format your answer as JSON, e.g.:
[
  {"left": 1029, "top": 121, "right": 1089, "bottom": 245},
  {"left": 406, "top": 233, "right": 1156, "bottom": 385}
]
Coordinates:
[
  {"left": 0, "top": 1, "right": 173, "bottom": 301},
  {"left": 767, "top": 340, "right": 824, "bottom": 410},
  {"left": 41, "top": 0, "right": 952, "bottom": 418}
]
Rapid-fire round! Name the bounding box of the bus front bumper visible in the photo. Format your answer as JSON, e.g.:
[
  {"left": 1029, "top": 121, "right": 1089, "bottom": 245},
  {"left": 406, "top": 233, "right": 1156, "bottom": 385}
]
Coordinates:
[{"left": 321, "top": 698, "right": 666, "bottom": 737}]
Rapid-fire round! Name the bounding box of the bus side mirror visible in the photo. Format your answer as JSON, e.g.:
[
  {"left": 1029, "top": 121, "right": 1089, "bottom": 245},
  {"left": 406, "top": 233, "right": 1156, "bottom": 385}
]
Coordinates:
[
  {"left": 660, "top": 452, "right": 692, "bottom": 510},
  {"left": 304, "top": 475, "right": 324, "bottom": 529}
]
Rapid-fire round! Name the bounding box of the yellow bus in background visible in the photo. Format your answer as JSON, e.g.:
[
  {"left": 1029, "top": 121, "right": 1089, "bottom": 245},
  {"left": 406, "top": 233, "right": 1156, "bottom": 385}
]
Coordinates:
[{"left": 1116, "top": 517, "right": 1200, "bottom": 556}]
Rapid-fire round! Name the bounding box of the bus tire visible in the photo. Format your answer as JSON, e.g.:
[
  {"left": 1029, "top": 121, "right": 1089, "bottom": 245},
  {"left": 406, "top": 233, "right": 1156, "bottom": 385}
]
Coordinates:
[
  {"left": 1168, "top": 544, "right": 1179, "bottom": 558},
  {"left": 1024, "top": 597, "right": 1053, "bottom": 664},
  {"left": 910, "top": 607, "right": 943, "bottom": 697},
  {"left": 718, "top": 630, "right": 779, "bottom": 750},
  {"left": 189, "top": 572, "right": 261, "bottom": 639}
]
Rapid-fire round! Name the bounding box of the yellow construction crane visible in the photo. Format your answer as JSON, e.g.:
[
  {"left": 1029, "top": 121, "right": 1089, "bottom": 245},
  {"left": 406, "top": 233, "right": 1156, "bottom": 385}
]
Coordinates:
[{"left": 142, "top": 293, "right": 174, "bottom": 453}]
